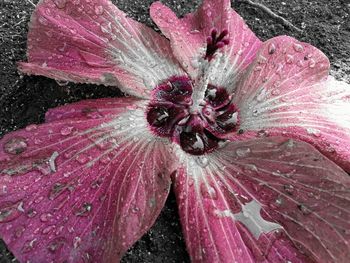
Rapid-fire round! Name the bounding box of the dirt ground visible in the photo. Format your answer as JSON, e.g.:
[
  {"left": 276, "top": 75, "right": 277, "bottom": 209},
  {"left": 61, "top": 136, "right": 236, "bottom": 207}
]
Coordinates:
[{"left": 0, "top": 0, "right": 349, "bottom": 262}]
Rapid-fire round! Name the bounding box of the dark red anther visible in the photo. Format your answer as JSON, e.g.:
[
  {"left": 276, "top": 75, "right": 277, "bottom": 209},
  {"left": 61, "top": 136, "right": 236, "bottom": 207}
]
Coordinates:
[{"left": 205, "top": 28, "right": 230, "bottom": 61}]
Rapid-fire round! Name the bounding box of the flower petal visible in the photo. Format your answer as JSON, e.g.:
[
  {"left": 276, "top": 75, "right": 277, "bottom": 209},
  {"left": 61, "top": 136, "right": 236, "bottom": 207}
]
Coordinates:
[
  {"left": 0, "top": 98, "right": 172, "bottom": 262},
  {"left": 174, "top": 137, "right": 350, "bottom": 263},
  {"left": 232, "top": 36, "right": 350, "bottom": 171},
  {"left": 18, "top": 0, "right": 184, "bottom": 98},
  {"left": 150, "top": 0, "right": 262, "bottom": 86}
]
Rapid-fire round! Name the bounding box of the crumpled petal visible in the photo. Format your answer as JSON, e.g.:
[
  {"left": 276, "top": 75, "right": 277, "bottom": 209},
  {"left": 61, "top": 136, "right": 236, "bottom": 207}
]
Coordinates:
[
  {"left": 150, "top": 0, "right": 262, "bottom": 89},
  {"left": 18, "top": 0, "right": 184, "bottom": 98},
  {"left": 173, "top": 137, "right": 350, "bottom": 263},
  {"left": 0, "top": 98, "right": 172, "bottom": 262},
  {"left": 231, "top": 35, "right": 350, "bottom": 171}
]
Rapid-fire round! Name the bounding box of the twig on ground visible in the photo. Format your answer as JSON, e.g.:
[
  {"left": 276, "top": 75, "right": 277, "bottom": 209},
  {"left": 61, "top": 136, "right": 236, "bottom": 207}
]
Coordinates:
[
  {"left": 25, "top": 0, "right": 36, "bottom": 7},
  {"left": 239, "top": 0, "right": 303, "bottom": 33}
]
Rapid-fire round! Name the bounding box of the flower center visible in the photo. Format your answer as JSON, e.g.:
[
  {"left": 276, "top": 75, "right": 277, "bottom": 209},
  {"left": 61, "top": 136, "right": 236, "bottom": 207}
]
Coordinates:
[{"left": 147, "top": 76, "right": 239, "bottom": 155}]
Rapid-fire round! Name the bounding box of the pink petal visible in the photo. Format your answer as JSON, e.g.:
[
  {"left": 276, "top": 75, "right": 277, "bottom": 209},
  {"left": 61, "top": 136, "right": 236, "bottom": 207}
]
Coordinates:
[
  {"left": 0, "top": 98, "right": 172, "bottom": 262},
  {"left": 150, "top": 0, "right": 262, "bottom": 87},
  {"left": 232, "top": 35, "right": 350, "bottom": 171},
  {"left": 18, "top": 0, "right": 184, "bottom": 98},
  {"left": 174, "top": 137, "right": 350, "bottom": 263}
]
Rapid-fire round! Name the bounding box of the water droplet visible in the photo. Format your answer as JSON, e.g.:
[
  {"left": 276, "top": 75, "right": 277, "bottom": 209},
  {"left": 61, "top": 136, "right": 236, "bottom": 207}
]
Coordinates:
[
  {"left": 73, "top": 236, "right": 82, "bottom": 248},
  {"left": 283, "top": 184, "right": 294, "bottom": 195},
  {"left": 38, "top": 16, "right": 49, "bottom": 26},
  {"left": 298, "top": 204, "right": 312, "bottom": 215},
  {"left": 25, "top": 124, "right": 38, "bottom": 131},
  {"left": 75, "top": 202, "right": 92, "bottom": 217},
  {"left": 26, "top": 208, "right": 37, "bottom": 218},
  {"left": 309, "top": 59, "right": 316, "bottom": 68},
  {"left": 0, "top": 201, "right": 24, "bottom": 223},
  {"left": 47, "top": 237, "right": 66, "bottom": 253},
  {"left": 235, "top": 146, "right": 251, "bottom": 158},
  {"left": 100, "top": 22, "right": 112, "bottom": 34},
  {"left": 306, "top": 128, "right": 321, "bottom": 137},
  {"left": 48, "top": 151, "right": 59, "bottom": 173},
  {"left": 42, "top": 225, "right": 56, "bottom": 234},
  {"left": 99, "top": 155, "right": 111, "bottom": 164},
  {"left": 94, "top": 5, "right": 104, "bottom": 15},
  {"left": 200, "top": 183, "right": 217, "bottom": 200},
  {"left": 268, "top": 43, "right": 276, "bottom": 54},
  {"left": 292, "top": 43, "right": 304, "bottom": 52},
  {"left": 40, "top": 213, "right": 53, "bottom": 222},
  {"left": 53, "top": 0, "right": 67, "bottom": 9},
  {"left": 285, "top": 54, "right": 294, "bottom": 64},
  {"left": 21, "top": 238, "right": 37, "bottom": 253},
  {"left": 14, "top": 226, "right": 25, "bottom": 238},
  {"left": 196, "top": 156, "right": 209, "bottom": 168},
  {"left": 76, "top": 154, "right": 89, "bottom": 164},
  {"left": 4, "top": 137, "right": 28, "bottom": 155},
  {"left": 271, "top": 89, "right": 281, "bottom": 96},
  {"left": 49, "top": 182, "right": 68, "bottom": 200},
  {"left": 60, "top": 126, "right": 74, "bottom": 136}
]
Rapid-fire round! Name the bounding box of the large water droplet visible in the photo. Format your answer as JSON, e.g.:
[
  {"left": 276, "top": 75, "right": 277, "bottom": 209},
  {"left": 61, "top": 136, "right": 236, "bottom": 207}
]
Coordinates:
[
  {"left": 196, "top": 156, "right": 209, "bottom": 168},
  {"left": 75, "top": 202, "right": 92, "bottom": 217},
  {"left": 21, "top": 239, "right": 37, "bottom": 253},
  {"left": 293, "top": 43, "right": 304, "bottom": 52},
  {"left": 236, "top": 147, "right": 251, "bottom": 157},
  {"left": 47, "top": 237, "right": 66, "bottom": 253},
  {"left": 285, "top": 54, "right": 294, "bottom": 64},
  {"left": 0, "top": 201, "right": 24, "bottom": 223},
  {"left": 309, "top": 59, "right": 316, "bottom": 68},
  {"left": 4, "top": 137, "right": 28, "bottom": 155},
  {"left": 200, "top": 183, "right": 218, "bottom": 200},
  {"left": 49, "top": 182, "right": 68, "bottom": 200}
]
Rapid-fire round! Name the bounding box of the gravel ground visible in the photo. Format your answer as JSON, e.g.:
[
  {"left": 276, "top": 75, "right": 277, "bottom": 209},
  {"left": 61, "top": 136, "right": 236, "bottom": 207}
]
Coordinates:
[{"left": 0, "top": 0, "right": 349, "bottom": 262}]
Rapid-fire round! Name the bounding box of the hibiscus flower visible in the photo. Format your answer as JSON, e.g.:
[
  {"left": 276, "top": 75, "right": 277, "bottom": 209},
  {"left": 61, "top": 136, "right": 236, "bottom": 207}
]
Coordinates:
[{"left": 0, "top": 0, "right": 349, "bottom": 262}]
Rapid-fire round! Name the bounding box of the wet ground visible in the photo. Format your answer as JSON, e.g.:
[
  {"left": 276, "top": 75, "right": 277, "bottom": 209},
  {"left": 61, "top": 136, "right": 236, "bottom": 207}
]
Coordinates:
[{"left": 0, "top": 0, "right": 349, "bottom": 262}]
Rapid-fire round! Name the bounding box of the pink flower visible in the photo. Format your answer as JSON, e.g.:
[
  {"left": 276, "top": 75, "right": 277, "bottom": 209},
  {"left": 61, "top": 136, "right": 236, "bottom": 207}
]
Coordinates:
[{"left": 1, "top": 0, "right": 350, "bottom": 262}]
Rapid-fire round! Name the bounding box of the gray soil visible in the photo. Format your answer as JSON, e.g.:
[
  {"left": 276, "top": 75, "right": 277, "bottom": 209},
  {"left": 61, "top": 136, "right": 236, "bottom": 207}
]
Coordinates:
[{"left": 0, "top": 0, "right": 349, "bottom": 262}]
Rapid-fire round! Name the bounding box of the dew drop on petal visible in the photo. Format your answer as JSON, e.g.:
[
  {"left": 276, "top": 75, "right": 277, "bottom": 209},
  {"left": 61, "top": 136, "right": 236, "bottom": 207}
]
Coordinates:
[
  {"left": 268, "top": 43, "right": 276, "bottom": 54},
  {"left": 309, "top": 59, "right": 316, "bottom": 68},
  {"left": 4, "top": 137, "right": 28, "bottom": 155},
  {"left": 285, "top": 54, "right": 294, "bottom": 64},
  {"left": 40, "top": 213, "right": 53, "bottom": 222},
  {"left": 21, "top": 238, "right": 38, "bottom": 253},
  {"left": 94, "top": 5, "right": 104, "bottom": 15},
  {"left": 196, "top": 156, "right": 209, "bottom": 168},
  {"left": 76, "top": 154, "right": 89, "bottom": 164},
  {"left": 53, "top": 0, "right": 67, "bottom": 9},
  {"left": 47, "top": 237, "right": 67, "bottom": 253},
  {"left": 200, "top": 183, "right": 217, "bottom": 200},
  {"left": 60, "top": 126, "right": 74, "bottom": 136},
  {"left": 75, "top": 202, "right": 92, "bottom": 217},
  {"left": 235, "top": 147, "right": 251, "bottom": 157},
  {"left": 25, "top": 124, "right": 38, "bottom": 132},
  {"left": 293, "top": 43, "right": 304, "bottom": 52},
  {"left": 0, "top": 201, "right": 24, "bottom": 223}
]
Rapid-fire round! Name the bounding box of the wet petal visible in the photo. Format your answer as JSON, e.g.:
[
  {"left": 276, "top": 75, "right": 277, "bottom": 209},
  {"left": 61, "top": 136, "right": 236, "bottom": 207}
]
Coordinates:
[
  {"left": 174, "top": 137, "right": 350, "bottom": 263},
  {"left": 0, "top": 98, "right": 172, "bottom": 262},
  {"left": 18, "top": 0, "right": 184, "bottom": 98},
  {"left": 233, "top": 36, "right": 350, "bottom": 171},
  {"left": 150, "top": 0, "right": 261, "bottom": 87}
]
